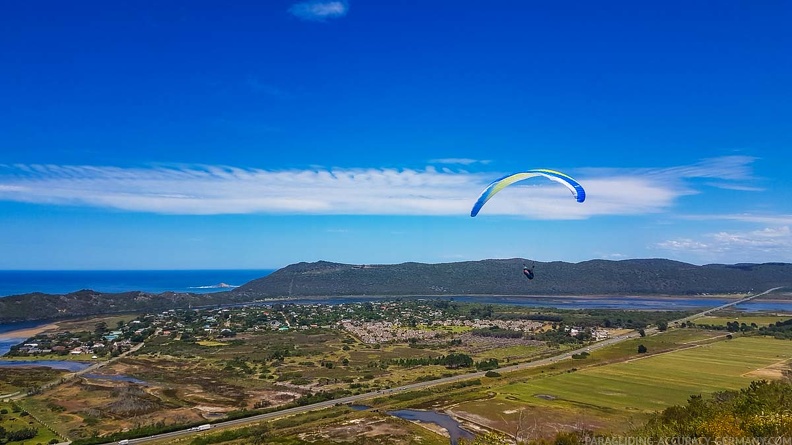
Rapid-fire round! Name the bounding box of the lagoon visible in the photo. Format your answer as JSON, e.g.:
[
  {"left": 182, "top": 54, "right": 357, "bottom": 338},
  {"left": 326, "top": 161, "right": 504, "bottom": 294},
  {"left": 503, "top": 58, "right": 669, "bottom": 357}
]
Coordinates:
[
  {"left": 0, "top": 360, "right": 92, "bottom": 372},
  {"left": 388, "top": 409, "right": 475, "bottom": 445},
  {"left": 235, "top": 294, "right": 792, "bottom": 312},
  {"left": 83, "top": 373, "right": 148, "bottom": 385}
]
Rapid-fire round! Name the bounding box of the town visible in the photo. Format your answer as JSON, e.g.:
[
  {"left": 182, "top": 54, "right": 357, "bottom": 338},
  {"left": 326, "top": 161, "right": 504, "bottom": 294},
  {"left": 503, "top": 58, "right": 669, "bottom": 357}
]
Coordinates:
[{"left": 5, "top": 299, "right": 638, "bottom": 360}]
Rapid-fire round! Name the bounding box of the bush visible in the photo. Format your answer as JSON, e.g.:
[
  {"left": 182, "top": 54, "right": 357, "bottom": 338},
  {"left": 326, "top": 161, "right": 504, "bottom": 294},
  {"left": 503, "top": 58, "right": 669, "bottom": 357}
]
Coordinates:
[
  {"left": 638, "top": 344, "right": 648, "bottom": 353},
  {"left": 485, "top": 371, "right": 501, "bottom": 378}
]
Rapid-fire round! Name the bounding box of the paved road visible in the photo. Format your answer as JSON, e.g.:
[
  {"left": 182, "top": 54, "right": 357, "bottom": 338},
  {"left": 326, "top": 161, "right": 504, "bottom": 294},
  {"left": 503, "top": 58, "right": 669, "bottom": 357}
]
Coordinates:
[{"left": 94, "top": 287, "right": 786, "bottom": 444}]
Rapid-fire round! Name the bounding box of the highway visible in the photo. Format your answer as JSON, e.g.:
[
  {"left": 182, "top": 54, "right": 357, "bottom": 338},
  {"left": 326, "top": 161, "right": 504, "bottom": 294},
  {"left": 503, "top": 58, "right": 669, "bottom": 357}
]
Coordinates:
[{"left": 96, "top": 287, "right": 785, "bottom": 444}]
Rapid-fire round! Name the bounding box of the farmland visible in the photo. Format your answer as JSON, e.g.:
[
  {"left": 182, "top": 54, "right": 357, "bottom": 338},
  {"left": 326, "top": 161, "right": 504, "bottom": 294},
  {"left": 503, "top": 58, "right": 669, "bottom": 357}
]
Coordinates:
[
  {"left": 2, "top": 299, "right": 790, "bottom": 444},
  {"left": 443, "top": 335, "right": 792, "bottom": 441},
  {"left": 693, "top": 314, "right": 792, "bottom": 327}
]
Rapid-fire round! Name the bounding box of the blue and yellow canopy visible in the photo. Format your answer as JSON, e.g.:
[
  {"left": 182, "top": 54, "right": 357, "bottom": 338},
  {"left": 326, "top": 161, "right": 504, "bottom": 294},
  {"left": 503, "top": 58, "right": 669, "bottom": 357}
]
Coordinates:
[{"left": 470, "top": 169, "right": 586, "bottom": 217}]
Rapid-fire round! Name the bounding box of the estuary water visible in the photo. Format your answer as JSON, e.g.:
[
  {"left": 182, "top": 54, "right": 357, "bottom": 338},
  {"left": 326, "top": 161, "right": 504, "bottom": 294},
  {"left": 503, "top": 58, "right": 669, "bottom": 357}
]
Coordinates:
[
  {"left": 230, "top": 294, "right": 792, "bottom": 312},
  {"left": 0, "top": 360, "right": 92, "bottom": 372}
]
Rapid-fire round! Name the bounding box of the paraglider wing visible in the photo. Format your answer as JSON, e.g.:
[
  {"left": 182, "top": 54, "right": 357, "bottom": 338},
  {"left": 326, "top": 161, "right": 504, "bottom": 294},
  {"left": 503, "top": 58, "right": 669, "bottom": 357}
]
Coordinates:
[{"left": 470, "top": 168, "right": 585, "bottom": 217}]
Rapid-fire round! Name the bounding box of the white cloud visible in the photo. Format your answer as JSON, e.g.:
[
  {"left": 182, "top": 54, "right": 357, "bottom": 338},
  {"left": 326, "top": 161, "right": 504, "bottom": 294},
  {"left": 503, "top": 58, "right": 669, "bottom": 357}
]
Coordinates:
[
  {"left": 703, "top": 182, "right": 765, "bottom": 192},
  {"left": 599, "top": 253, "right": 630, "bottom": 260},
  {"left": 289, "top": 1, "right": 348, "bottom": 21},
  {"left": 656, "top": 155, "right": 757, "bottom": 181},
  {"left": 680, "top": 214, "right": 792, "bottom": 225},
  {"left": 656, "top": 226, "right": 792, "bottom": 258},
  {"left": 0, "top": 156, "right": 771, "bottom": 219},
  {"left": 656, "top": 238, "right": 713, "bottom": 252},
  {"left": 429, "top": 158, "right": 491, "bottom": 166}
]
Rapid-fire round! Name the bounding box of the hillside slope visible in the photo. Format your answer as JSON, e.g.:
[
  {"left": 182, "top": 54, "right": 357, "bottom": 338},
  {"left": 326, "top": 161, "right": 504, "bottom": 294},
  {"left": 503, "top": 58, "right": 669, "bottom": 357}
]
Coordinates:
[{"left": 233, "top": 258, "right": 792, "bottom": 297}]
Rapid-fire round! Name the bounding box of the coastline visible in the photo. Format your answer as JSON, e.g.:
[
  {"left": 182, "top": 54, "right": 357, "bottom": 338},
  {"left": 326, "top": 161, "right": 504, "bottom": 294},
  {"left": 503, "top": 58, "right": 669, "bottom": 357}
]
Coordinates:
[{"left": 0, "top": 322, "right": 59, "bottom": 342}]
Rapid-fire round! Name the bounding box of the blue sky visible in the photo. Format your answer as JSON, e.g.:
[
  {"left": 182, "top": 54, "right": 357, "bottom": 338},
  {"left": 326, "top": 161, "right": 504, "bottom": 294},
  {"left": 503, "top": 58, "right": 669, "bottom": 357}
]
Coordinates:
[{"left": 1, "top": 0, "right": 791, "bottom": 269}]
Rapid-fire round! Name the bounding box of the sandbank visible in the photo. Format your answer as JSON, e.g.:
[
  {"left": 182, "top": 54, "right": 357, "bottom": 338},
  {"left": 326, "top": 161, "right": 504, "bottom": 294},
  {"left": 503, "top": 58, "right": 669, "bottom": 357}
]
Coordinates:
[{"left": 0, "top": 323, "right": 60, "bottom": 341}]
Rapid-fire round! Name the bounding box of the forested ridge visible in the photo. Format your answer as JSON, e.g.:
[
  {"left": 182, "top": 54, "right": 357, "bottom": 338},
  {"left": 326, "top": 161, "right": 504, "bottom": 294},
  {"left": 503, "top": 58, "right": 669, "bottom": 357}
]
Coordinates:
[{"left": 2, "top": 258, "right": 790, "bottom": 323}]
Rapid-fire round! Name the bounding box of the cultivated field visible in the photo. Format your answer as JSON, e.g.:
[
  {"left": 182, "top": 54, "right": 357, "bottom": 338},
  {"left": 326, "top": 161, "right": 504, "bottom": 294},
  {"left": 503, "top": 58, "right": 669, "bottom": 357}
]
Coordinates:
[
  {"left": 497, "top": 336, "right": 791, "bottom": 411},
  {"left": 446, "top": 333, "right": 791, "bottom": 441},
  {"left": 694, "top": 314, "right": 792, "bottom": 327}
]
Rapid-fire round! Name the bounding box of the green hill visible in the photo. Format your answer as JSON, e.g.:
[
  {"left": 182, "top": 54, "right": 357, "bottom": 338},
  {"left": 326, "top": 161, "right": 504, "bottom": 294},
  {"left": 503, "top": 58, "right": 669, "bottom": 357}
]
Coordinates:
[
  {"left": 1, "top": 258, "right": 790, "bottom": 323},
  {"left": 233, "top": 258, "right": 792, "bottom": 297}
]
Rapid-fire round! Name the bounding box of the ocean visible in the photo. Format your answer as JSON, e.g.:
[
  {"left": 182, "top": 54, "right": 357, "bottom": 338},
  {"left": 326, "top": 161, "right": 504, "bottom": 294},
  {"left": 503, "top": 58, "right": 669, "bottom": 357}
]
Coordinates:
[{"left": 0, "top": 269, "right": 274, "bottom": 298}]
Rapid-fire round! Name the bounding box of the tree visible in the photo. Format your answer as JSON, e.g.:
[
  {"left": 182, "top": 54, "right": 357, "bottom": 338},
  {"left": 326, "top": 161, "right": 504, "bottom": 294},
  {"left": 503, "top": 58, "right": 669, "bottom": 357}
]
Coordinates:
[
  {"left": 657, "top": 320, "right": 668, "bottom": 331},
  {"left": 638, "top": 328, "right": 646, "bottom": 337},
  {"left": 638, "top": 344, "right": 648, "bottom": 353},
  {"left": 94, "top": 321, "right": 108, "bottom": 335},
  {"left": 250, "top": 423, "right": 271, "bottom": 445}
]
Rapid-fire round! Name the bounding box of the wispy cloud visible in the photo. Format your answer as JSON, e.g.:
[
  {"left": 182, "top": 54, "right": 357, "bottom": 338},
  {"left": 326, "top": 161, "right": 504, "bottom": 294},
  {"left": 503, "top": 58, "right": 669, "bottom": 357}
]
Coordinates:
[
  {"left": 657, "top": 155, "right": 758, "bottom": 181},
  {"left": 289, "top": 1, "right": 348, "bottom": 21},
  {"left": 680, "top": 213, "right": 792, "bottom": 225},
  {"left": 657, "top": 226, "right": 792, "bottom": 258},
  {"left": 599, "top": 253, "right": 629, "bottom": 260},
  {"left": 0, "top": 156, "right": 766, "bottom": 218},
  {"left": 430, "top": 158, "right": 491, "bottom": 166},
  {"left": 703, "top": 182, "right": 765, "bottom": 192}
]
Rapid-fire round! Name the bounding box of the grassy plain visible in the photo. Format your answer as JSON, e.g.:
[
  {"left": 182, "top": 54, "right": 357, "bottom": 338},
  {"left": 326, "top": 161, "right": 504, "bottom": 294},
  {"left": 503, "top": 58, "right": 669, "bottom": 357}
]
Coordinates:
[
  {"left": 443, "top": 332, "right": 791, "bottom": 441},
  {"left": 55, "top": 314, "right": 140, "bottom": 333},
  {"left": 498, "top": 336, "right": 792, "bottom": 412},
  {"left": 693, "top": 314, "right": 792, "bottom": 327},
  {"left": 0, "top": 366, "right": 66, "bottom": 394},
  {"left": 0, "top": 401, "right": 61, "bottom": 445}
]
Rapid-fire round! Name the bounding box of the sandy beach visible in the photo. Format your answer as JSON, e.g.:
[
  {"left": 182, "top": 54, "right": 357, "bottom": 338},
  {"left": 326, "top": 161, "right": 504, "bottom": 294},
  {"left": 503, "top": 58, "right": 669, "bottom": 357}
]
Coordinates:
[{"left": 0, "top": 323, "right": 60, "bottom": 341}]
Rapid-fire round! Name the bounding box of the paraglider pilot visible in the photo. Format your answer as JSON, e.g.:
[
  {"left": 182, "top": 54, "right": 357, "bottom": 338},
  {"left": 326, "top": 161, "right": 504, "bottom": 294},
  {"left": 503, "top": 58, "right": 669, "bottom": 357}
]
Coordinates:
[{"left": 523, "top": 264, "right": 535, "bottom": 280}]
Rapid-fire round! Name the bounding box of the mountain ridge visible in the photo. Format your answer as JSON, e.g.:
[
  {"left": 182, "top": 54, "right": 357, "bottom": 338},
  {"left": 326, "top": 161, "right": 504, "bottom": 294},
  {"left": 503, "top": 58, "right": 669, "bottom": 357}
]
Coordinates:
[
  {"left": 231, "top": 258, "right": 792, "bottom": 298},
  {"left": 1, "top": 258, "right": 790, "bottom": 323}
]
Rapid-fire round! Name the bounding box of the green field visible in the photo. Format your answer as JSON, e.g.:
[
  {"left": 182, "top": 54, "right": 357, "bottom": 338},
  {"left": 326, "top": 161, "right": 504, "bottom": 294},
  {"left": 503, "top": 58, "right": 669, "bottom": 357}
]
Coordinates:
[
  {"left": 693, "top": 314, "right": 792, "bottom": 327},
  {"left": 499, "top": 336, "right": 792, "bottom": 412},
  {"left": 0, "top": 402, "right": 61, "bottom": 445}
]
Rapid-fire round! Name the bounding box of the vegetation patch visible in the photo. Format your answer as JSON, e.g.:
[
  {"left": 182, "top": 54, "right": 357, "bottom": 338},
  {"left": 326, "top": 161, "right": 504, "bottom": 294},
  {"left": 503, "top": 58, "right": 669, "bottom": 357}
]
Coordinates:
[
  {"left": 0, "top": 401, "right": 61, "bottom": 445},
  {"left": 0, "top": 366, "right": 65, "bottom": 394},
  {"left": 693, "top": 314, "right": 791, "bottom": 327}
]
